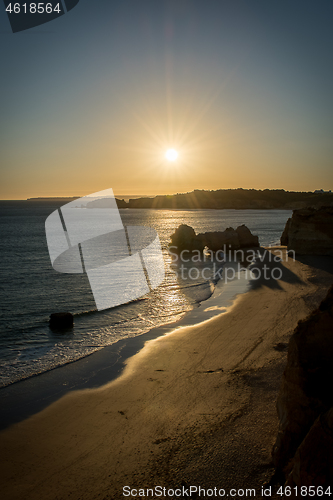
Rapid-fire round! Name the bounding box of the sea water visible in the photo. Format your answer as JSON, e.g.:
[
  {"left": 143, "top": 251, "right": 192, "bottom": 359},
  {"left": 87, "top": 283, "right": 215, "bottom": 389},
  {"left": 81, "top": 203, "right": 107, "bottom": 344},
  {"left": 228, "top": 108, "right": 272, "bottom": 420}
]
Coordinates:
[{"left": 0, "top": 201, "right": 291, "bottom": 388}]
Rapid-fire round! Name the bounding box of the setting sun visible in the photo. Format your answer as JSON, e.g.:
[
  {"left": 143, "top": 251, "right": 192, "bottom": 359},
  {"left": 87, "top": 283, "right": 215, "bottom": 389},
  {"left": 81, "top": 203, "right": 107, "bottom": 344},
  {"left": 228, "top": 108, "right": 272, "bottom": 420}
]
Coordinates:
[{"left": 165, "top": 149, "right": 178, "bottom": 162}]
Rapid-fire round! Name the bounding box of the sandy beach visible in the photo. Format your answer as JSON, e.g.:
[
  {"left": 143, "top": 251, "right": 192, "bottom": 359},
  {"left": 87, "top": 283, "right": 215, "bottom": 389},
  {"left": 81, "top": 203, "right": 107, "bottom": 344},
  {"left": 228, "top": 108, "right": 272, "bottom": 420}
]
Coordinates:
[{"left": 1, "top": 248, "right": 333, "bottom": 500}]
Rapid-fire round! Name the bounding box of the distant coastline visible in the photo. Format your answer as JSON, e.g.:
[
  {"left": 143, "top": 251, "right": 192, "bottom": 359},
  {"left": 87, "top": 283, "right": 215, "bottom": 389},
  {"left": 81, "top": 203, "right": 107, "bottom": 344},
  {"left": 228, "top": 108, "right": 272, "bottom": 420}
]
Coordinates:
[
  {"left": 25, "top": 188, "right": 333, "bottom": 210},
  {"left": 26, "top": 197, "right": 81, "bottom": 202}
]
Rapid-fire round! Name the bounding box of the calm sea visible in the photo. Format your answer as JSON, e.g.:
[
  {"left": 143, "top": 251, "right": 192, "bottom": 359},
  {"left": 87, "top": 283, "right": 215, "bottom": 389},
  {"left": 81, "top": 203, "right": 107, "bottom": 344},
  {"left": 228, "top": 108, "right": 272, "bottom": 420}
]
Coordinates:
[{"left": 0, "top": 201, "right": 291, "bottom": 388}]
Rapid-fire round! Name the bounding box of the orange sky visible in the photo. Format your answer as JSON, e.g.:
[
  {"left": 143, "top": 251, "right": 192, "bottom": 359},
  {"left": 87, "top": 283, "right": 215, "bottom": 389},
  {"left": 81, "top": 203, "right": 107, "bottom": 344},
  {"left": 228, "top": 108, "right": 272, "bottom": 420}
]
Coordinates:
[{"left": 1, "top": 1, "right": 332, "bottom": 199}]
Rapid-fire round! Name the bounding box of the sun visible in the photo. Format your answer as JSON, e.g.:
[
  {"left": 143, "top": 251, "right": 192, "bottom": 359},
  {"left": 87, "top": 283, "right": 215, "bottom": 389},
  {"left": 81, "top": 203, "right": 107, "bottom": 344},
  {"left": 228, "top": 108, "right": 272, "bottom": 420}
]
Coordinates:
[{"left": 165, "top": 149, "right": 178, "bottom": 162}]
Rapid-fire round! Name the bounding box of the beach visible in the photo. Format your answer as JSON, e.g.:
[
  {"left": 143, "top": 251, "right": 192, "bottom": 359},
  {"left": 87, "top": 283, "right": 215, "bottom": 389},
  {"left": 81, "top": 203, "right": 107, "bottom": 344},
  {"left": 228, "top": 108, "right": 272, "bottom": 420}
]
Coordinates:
[{"left": 1, "top": 248, "right": 333, "bottom": 500}]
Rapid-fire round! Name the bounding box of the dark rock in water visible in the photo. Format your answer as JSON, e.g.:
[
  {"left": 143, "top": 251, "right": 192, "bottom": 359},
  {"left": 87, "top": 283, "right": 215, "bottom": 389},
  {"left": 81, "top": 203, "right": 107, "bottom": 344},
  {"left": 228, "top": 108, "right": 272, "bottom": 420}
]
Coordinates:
[
  {"left": 170, "top": 224, "right": 205, "bottom": 253},
  {"left": 280, "top": 206, "right": 333, "bottom": 255},
  {"left": 170, "top": 224, "right": 259, "bottom": 253},
  {"left": 196, "top": 228, "right": 240, "bottom": 252},
  {"left": 272, "top": 285, "right": 333, "bottom": 481},
  {"left": 49, "top": 312, "right": 74, "bottom": 329}
]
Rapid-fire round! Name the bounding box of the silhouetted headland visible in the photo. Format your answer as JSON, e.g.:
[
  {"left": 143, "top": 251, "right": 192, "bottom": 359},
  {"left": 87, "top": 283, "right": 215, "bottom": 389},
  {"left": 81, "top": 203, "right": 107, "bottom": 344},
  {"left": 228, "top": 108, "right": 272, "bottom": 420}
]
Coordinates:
[{"left": 26, "top": 189, "right": 333, "bottom": 210}]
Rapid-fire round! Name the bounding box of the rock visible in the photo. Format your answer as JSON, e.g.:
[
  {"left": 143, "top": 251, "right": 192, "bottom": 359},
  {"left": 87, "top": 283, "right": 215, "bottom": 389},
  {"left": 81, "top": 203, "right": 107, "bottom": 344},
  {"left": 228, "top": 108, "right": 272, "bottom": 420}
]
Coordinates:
[
  {"left": 170, "top": 224, "right": 259, "bottom": 253},
  {"left": 280, "top": 218, "right": 291, "bottom": 246},
  {"left": 169, "top": 224, "right": 205, "bottom": 253},
  {"left": 196, "top": 228, "right": 240, "bottom": 252},
  {"left": 49, "top": 312, "right": 74, "bottom": 329},
  {"left": 272, "top": 285, "right": 333, "bottom": 477},
  {"left": 280, "top": 206, "right": 333, "bottom": 255},
  {"left": 235, "top": 225, "right": 259, "bottom": 248},
  {"left": 284, "top": 408, "right": 333, "bottom": 491}
]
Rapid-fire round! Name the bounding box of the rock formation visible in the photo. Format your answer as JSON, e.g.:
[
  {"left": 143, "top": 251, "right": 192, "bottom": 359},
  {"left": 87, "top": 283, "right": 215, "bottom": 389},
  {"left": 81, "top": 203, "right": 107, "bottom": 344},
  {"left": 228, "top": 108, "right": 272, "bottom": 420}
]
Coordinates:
[
  {"left": 272, "top": 285, "right": 333, "bottom": 487},
  {"left": 169, "top": 225, "right": 205, "bottom": 253},
  {"left": 170, "top": 224, "right": 259, "bottom": 253},
  {"left": 280, "top": 206, "right": 333, "bottom": 255},
  {"left": 49, "top": 312, "right": 74, "bottom": 330},
  {"left": 195, "top": 228, "right": 241, "bottom": 252},
  {"left": 234, "top": 224, "right": 260, "bottom": 248},
  {"left": 284, "top": 409, "right": 333, "bottom": 491},
  {"left": 280, "top": 218, "right": 291, "bottom": 246}
]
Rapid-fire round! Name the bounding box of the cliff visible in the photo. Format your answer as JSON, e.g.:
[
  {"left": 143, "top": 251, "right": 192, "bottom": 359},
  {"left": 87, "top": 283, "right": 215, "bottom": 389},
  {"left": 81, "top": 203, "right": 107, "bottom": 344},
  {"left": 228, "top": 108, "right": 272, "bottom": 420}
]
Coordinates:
[
  {"left": 272, "top": 285, "right": 333, "bottom": 489},
  {"left": 281, "top": 206, "right": 333, "bottom": 256}
]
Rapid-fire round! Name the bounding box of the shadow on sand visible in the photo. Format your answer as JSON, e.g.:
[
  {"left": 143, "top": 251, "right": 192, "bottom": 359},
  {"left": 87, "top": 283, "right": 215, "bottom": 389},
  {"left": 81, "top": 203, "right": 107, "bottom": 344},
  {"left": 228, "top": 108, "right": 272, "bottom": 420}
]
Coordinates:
[
  {"left": 248, "top": 247, "right": 304, "bottom": 291},
  {"left": 294, "top": 254, "right": 333, "bottom": 276}
]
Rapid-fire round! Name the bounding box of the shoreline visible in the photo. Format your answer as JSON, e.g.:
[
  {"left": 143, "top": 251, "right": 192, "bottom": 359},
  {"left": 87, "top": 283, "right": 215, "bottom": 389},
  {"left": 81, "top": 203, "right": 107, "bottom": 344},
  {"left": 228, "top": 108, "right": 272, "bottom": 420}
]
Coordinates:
[
  {"left": 0, "top": 261, "right": 249, "bottom": 430},
  {"left": 1, "top": 243, "right": 289, "bottom": 397},
  {"left": 1, "top": 250, "right": 333, "bottom": 499}
]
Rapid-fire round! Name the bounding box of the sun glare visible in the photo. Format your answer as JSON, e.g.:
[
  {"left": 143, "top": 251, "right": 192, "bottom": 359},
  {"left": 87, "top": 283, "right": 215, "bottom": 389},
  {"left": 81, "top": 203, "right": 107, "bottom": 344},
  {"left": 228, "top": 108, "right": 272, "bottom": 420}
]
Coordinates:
[{"left": 165, "top": 149, "right": 178, "bottom": 162}]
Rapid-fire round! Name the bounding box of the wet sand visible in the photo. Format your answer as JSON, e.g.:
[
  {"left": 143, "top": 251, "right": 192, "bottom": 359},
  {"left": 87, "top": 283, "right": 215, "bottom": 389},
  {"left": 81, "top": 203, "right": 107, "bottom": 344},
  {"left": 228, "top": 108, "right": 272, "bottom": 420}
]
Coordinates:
[{"left": 1, "top": 249, "right": 333, "bottom": 500}]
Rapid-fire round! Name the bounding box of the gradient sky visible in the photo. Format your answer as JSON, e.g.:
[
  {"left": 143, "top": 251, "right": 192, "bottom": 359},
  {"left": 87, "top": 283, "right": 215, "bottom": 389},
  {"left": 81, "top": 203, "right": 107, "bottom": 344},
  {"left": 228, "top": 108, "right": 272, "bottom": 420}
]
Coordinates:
[{"left": 1, "top": 0, "right": 333, "bottom": 199}]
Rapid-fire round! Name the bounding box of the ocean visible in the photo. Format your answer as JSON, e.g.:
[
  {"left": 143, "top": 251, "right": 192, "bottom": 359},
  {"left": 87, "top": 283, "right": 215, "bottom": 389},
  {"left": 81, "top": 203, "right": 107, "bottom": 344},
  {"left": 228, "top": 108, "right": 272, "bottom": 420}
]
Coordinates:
[{"left": 0, "top": 201, "right": 291, "bottom": 388}]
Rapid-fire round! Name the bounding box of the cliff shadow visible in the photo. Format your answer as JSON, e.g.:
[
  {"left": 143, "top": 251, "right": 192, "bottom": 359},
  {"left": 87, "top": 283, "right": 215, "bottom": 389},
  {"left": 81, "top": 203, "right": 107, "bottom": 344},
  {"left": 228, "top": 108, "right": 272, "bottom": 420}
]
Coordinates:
[
  {"left": 294, "top": 254, "right": 333, "bottom": 276},
  {"left": 248, "top": 247, "right": 304, "bottom": 291}
]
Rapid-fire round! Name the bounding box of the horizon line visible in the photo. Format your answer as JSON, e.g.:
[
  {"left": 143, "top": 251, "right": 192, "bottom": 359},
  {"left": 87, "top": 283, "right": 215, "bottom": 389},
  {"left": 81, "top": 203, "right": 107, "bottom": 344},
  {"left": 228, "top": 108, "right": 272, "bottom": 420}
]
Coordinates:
[{"left": 0, "top": 187, "right": 332, "bottom": 201}]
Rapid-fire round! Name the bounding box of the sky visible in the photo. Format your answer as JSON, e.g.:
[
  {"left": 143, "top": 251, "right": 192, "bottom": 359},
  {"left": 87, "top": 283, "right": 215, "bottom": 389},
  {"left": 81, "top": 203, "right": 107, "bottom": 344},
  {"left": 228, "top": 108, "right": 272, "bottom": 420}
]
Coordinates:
[{"left": 1, "top": 0, "right": 333, "bottom": 199}]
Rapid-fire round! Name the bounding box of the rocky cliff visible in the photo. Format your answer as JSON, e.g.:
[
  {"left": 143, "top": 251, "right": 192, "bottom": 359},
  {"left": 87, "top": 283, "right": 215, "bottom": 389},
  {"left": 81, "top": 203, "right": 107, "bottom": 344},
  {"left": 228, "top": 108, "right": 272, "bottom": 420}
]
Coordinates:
[
  {"left": 272, "top": 285, "right": 333, "bottom": 489},
  {"left": 280, "top": 206, "right": 333, "bottom": 256}
]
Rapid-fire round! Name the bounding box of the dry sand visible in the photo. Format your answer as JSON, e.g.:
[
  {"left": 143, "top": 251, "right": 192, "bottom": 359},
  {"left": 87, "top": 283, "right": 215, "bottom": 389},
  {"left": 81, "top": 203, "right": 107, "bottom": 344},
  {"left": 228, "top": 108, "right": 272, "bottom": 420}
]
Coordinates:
[{"left": 1, "top": 249, "right": 333, "bottom": 500}]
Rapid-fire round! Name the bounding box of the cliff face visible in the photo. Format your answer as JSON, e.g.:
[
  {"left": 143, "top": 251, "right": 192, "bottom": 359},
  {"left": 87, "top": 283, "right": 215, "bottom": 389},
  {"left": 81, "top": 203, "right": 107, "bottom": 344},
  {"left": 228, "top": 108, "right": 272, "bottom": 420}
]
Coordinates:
[
  {"left": 272, "top": 285, "right": 333, "bottom": 488},
  {"left": 281, "top": 206, "right": 333, "bottom": 256},
  {"left": 280, "top": 218, "right": 291, "bottom": 246},
  {"left": 284, "top": 409, "right": 333, "bottom": 490}
]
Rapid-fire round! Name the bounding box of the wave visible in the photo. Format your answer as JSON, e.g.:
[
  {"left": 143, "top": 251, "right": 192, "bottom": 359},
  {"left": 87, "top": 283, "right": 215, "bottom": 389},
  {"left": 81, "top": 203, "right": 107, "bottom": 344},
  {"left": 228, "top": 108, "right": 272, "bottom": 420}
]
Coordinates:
[{"left": 73, "top": 296, "right": 149, "bottom": 317}]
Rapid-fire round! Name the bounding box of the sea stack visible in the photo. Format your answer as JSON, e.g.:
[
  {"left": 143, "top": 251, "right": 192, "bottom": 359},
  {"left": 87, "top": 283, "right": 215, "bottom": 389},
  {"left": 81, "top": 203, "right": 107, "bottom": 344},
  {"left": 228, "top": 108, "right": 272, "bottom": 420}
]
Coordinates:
[{"left": 170, "top": 224, "right": 259, "bottom": 253}]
